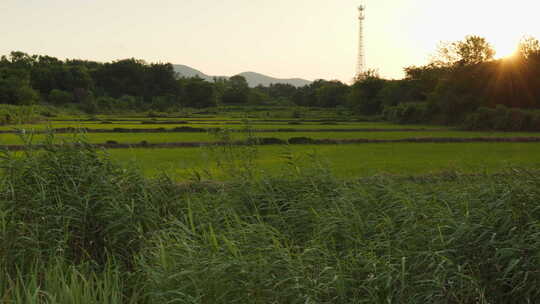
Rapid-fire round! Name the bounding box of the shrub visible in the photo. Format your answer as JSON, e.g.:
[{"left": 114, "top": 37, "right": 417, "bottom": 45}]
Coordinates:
[
  {"left": 0, "top": 104, "right": 45, "bottom": 125},
  {"left": 172, "top": 126, "right": 206, "bottom": 132},
  {"left": 48, "top": 89, "right": 73, "bottom": 105},
  {"left": 112, "top": 128, "right": 129, "bottom": 132},
  {"left": 288, "top": 137, "right": 315, "bottom": 144},
  {"left": 251, "top": 137, "right": 286, "bottom": 145},
  {"left": 147, "top": 111, "right": 166, "bottom": 118},
  {"left": 464, "top": 105, "right": 540, "bottom": 131},
  {"left": 383, "top": 102, "right": 431, "bottom": 124}
]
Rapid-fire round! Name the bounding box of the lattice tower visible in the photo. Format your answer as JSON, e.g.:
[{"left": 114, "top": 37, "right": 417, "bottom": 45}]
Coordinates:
[{"left": 356, "top": 5, "right": 366, "bottom": 78}]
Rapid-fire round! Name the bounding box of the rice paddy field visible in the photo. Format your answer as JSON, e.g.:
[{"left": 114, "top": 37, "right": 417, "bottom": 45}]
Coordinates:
[
  {"left": 107, "top": 142, "right": 540, "bottom": 178},
  {"left": 2, "top": 108, "right": 540, "bottom": 179},
  {"left": 3, "top": 130, "right": 540, "bottom": 145}
]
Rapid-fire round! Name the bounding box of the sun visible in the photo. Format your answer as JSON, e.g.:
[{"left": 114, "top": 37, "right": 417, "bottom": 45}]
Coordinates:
[
  {"left": 480, "top": 18, "right": 529, "bottom": 59},
  {"left": 492, "top": 39, "right": 520, "bottom": 59}
]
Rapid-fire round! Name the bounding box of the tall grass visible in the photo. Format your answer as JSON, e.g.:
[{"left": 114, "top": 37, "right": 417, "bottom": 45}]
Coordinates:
[
  {"left": 0, "top": 260, "right": 141, "bottom": 304},
  {"left": 0, "top": 104, "right": 47, "bottom": 125},
  {"left": 0, "top": 104, "right": 81, "bottom": 126},
  {"left": 1, "top": 134, "right": 540, "bottom": 303}
]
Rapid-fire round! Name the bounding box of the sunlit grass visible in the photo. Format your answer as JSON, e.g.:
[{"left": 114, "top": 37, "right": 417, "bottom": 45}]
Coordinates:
[
  {"left": 107, "top": 142, "right": 540, "bottom": 179},
  {"left": 1, "top": 130, "right": 540, "bottom": 145}
]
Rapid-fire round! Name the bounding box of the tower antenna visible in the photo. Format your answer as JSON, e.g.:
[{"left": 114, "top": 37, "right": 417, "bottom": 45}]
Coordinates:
[{"left": 356, "top": 4, "right": 366, "bottom": 79}]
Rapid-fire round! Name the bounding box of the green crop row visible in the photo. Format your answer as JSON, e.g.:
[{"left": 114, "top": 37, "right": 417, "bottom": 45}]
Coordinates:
[{"left": 2, "top": 130, "right": 540, "bottom": 145}]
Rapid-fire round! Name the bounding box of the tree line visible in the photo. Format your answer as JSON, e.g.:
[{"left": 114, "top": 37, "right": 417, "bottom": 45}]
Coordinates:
[
  {"left": 0, "top": 53, "right": 211, "bottom": 112},
  {"left": 0, "top": 51, "right": 379, "bottom": 112},
  {"left": 0, "top": 52, "right": 351, "bottom": 112},
  {"left": 355, "top": 35, "right": 540, "bottom": 130},
  {"left": 2, "top": 35, "right": 540, "bottom": 130}
]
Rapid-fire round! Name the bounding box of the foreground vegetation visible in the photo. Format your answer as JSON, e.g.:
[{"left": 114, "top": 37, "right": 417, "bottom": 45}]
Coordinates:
[{"left": 1, "top": 139, "right": 540, "bottom": 303}]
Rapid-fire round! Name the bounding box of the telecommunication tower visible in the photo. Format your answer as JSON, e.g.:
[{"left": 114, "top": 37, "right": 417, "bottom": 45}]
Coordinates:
[{"left": 356, "top": 4, "right": 366, "bottom": 78}]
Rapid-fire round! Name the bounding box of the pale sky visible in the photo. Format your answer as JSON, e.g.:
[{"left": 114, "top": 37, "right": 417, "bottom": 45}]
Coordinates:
[{"left": 1, "top": 0, "right": 539, "bottom": 82}]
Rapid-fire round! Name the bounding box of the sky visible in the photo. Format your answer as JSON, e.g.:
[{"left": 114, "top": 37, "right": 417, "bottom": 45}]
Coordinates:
[{"left": 1, "top": 0, "right": 539, "bottom": 83}]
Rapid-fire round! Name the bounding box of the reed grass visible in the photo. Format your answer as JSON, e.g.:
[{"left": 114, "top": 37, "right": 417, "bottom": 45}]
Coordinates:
[{"left": 1, "top": 134, "right": 539, "bottom": 303}]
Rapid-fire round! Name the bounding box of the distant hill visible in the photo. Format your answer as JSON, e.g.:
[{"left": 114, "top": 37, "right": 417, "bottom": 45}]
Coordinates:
[
  {"left": 236, "top": 71, "right": 312, "bottom": 88},
  {"left": 173, "top": 64, "right": 311, "bottom": 88}
]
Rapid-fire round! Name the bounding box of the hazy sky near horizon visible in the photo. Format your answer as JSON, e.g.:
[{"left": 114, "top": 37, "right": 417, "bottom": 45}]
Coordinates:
[{"left": 1, "top": 0, "right": 539, "bottom": 82}]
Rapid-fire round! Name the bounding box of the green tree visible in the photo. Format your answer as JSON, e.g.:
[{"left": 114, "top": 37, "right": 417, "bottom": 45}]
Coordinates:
[
  {"left": 221, "top": 75, "right": 249, "bottom": 104},
  {"left": 377, "top": 80, "right": 421, "bottom": 107},
  {"left": 315, "top": 81, "right": 349, "bottom": 107},
  {"left": 517, "top": 36, "right": 540, "bottom": 60},
  {"left": 8, "top": 51, "right": 36, "bottom": 69},
  {"left": 184, "top": 78, "right": 216, "bottom": 108},
  {"left": 48, "top": 89, "right": 73, "bottom": 105},
  {"left": 0, "top": 68, "right": 39, "bottom": 105},
  {"left": 432, "top": 35, "right": 495, "bottom": 66},
  {"left": 291, "top": 80, "right": 329, "bottom": 107},
  {"left": 248, "top": 88, "right": 270, "bottom": 105},
  {"left": 348, "top": 70, "right": 387, "bottom": 115}
]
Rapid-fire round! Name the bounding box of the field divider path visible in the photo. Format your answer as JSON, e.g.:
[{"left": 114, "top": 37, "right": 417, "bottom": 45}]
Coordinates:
[
  {"left": 0, "top": 127, "right": 450, "bottom": 134},
  {"left": 3, "top": 136, "right": 540, "bottom": 150},
  {"left": 51, "top": 119, "right": 361, "bottom": 123}
]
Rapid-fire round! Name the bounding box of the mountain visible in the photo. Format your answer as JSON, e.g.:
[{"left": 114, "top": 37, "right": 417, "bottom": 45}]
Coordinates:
[
  {"left": 237, "top": 71, "right": 311, "bottom": 88},
  {"left": 173, "top": 64, "right": 215, "bottom": 82},
  {"left": 173, "top": 64, "right": 311, "bottom": 88}
]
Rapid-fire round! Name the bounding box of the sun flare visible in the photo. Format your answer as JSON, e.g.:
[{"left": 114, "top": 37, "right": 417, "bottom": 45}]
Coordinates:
[{"left": 491, "top": 37, "right": 521, "bottom": 59}]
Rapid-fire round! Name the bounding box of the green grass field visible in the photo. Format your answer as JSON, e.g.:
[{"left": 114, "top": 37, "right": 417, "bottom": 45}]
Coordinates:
[
  {"left": 107, "top": 142, "right": 540, "bottom": 179},
  {"left": 2, "top": 130, "right": 539, "bottom": 145},
  {"left": 3, "top": 110, "right": 540, "bottom": 181}
]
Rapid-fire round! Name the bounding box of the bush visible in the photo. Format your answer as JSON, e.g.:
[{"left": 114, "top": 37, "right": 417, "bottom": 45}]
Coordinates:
[
  {"left": 48, "top": 89, "right": 73, "bottom": 105},
  {"left": 250, "top": 137, "right": 286, "bottom": 145},
  {"left": 147, "top": 111, "right": 167, "bottom": 118},
  {"left": 0, "top": 104, "right": 45, "bottom": 125},
  {"left": 172, "top": 126, "right": 206, "bottom": 132},
  {"left": 112, "top": 128, "right": 130, "bottom": 132},
  {"left": 288, "top": 137, "right": 315, "bottom": 144},
  {"left": 292, "top": 109, "right": 303, "bottom": 118},
  {"left": 464, "top": 105, "right": 540, "bottom": 131},
  {"left": 383, "top": 102, "right": 431, "bottom": 124}
]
